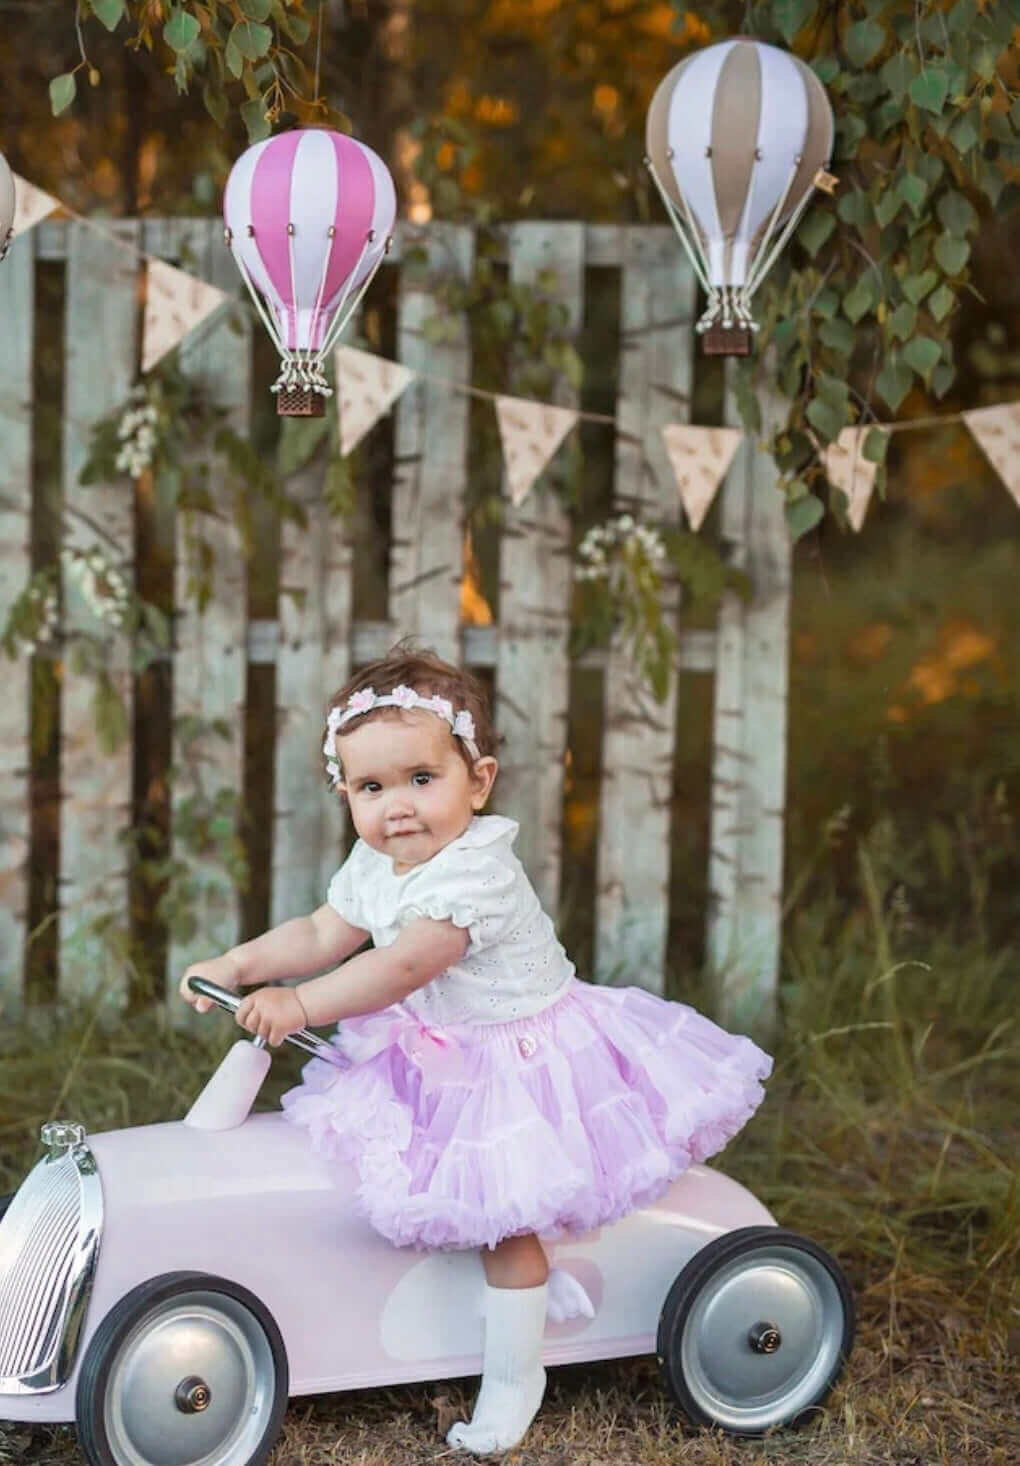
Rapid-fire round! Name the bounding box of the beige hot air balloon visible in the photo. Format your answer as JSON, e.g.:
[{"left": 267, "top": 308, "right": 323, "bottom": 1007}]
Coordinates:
[
  {"left": 0, "top": 153, "right": 14, "bottom": 262},
  {"left": 646, "top": 38, "right": 835, "bottom": 355}
]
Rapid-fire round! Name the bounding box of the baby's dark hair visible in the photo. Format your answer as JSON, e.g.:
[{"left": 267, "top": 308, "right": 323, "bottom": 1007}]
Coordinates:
[{"left": 326, "top": 639, "right": 497, "bottom": 769}]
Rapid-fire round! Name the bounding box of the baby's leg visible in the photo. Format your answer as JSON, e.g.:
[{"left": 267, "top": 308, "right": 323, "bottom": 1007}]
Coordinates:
[{"left": 446, "top": 1235, "right": 548, "bottom": 1455}]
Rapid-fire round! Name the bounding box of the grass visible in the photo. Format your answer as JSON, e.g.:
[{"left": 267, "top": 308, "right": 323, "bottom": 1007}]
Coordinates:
[{"left": 0, "top": 906, "right": 1017, "bottom": 1466}]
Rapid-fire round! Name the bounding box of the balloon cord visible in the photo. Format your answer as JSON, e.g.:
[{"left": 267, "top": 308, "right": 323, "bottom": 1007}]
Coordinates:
[
  {"left": 745, "top": 188, "right": 815, "bottom": 304},
  {"left": 312, "top": 238, "right": 381, "bottom": 366},
  {"left": 314, "top": 261, "right": 383, "bottom": 366},
  {"left": 308, "top": 233, "right": 336, "bottom": 358},
  {"left": 231, "top": 249, "right": 289, "bottom": 363},
  {"left": 287, "top": 228, "right": 300, "bottom": 360},
  {"left": 674, "top": 182, "right": 714, "bottom": 295},
  {"left": 743, "top": 160, "right": 800, "bottom": 299},
  {"left": 646, "top": 164, "right": 712, "bottom": 295},
  {"left": 310, "top": 233, "right": 371, "bottom": 365}
]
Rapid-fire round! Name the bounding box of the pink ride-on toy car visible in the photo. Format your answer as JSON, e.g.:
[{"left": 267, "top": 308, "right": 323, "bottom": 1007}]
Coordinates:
[{"left": 0, "top": 977, "right": 855, "bottom": 1466}]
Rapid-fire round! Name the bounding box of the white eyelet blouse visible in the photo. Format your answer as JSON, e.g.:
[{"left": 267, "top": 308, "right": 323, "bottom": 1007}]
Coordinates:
[{"left": 326, "top": 815, "right": 575, "bottom": 1026}]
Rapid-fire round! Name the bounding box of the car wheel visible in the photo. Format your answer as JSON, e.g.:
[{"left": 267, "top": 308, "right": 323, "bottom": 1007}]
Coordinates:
[
  {"left": 76, "top": 1271, "right": 288, "bottom": 1466},
  {"left": 657, "top": 1226, "right": 854, "bottom": 1436}
]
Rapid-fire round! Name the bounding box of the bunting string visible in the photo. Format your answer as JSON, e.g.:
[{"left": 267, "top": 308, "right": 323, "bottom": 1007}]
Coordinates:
[
  {"left": 7, "top": 169, "right": 1020, "bottom": 525},
  {"left": 8, "top": 172, "right": 228, "bottom": 374}
]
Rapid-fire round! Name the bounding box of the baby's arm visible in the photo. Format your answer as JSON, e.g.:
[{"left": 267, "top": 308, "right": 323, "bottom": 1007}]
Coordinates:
[
  {"left": 180, "top": 904, "right": 369, "bottom": 1012},
  {"left": 235, "top": 917, "right": 469, "bottom": 1043}
]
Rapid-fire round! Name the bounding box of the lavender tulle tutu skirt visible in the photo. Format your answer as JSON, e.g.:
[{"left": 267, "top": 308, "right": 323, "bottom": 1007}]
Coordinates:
[{"left": 281, "top": 977, "right": 772, "bottom": 1251}]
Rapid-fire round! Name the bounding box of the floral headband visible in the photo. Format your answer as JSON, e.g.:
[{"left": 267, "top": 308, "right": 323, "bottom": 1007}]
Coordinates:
[{"left": 322, "top": 684, "right": 481, "bottom": 788}]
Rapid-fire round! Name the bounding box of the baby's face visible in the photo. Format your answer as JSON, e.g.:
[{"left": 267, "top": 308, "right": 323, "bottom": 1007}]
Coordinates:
[{"left": 338, "top": 711, "right": 495, "bottom": 872}]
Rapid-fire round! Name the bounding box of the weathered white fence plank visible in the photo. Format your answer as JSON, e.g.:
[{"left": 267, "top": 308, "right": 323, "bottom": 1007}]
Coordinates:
[
  {"left": 707, "top": 375, "right": 789, "bottom": 1033},
  {"left": 390, "top": 224, "right": 475, "bottom": 663},
  {"left": 496, "top": 222, "right": 583, "bottom": 911},
  {"left": 58, "top": 222, "right": 140, "bottom": 1006},
  {"left": 272, "top": 445, "right": 352, "bottom": 924},
  {"left": 168, "top": 220, "right": 249, "bottom": 996},
  {"left": 0, "top": 237, "right": 35, "bottom": 1011},
  {"left": 595, "top": 227, "right": 697, "bottom": 989}
]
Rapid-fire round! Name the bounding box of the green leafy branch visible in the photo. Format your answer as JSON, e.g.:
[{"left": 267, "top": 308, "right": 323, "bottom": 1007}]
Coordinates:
[
  {"left": 691, "top": 0, "right": 1020, "bottom": 535},
  {"left": 53, "top": 0, "right": 340, "bottom": 142}
]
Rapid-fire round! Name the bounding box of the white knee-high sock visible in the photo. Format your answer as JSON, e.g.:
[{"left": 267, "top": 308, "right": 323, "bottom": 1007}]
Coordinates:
[{"left": 447, "top": 1282, "right": 548, "bottom": 1455}]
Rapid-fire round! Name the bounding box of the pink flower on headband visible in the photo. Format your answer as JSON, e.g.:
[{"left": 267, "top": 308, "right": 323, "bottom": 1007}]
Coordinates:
[
  {"left": 347, "top": 687, "right": 376, "bottom": 714},
  {"left": 327, "top": 707, "right": 344, "bottom": 732},
  {"left": 390, "top": 684, "right": 418, "bottom": 709},
  {"left": 453, "top": 710, "right": 476, "bottom": 741},
  {"left": 326, "top": 760, "right": 341, "bottom": 786}
]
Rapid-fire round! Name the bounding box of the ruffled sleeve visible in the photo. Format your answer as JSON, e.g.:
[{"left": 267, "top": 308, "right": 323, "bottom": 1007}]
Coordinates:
[
  {"left": 395, "top": 845, "right": 518, "bottom": 955},
  {"left": 325, "top": 841, "right": 371, "bottom": 930}
]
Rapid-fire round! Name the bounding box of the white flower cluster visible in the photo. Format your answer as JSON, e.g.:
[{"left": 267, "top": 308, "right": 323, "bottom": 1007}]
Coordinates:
[
  {"left": 15, "top": 582, "right": 59, "bottom": 656},
  {"left": 575, "top": 513, "right": 668, "bottom": 581},
  {"left": 114, "top": 389, "right": 160, "bottom": 478},
  {"left": 61, "top": 547, "right": 131, "bottom": 628}
]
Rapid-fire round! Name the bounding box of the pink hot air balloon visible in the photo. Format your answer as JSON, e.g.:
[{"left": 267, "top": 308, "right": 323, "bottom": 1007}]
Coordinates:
[{"left": 224, "top": 129, "right": 396, "bottom": 416}]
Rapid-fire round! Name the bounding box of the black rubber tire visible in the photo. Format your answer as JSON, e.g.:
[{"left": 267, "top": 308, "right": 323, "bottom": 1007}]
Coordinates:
[
  {"left": 75, "top": 1271, "right": 289, "bottom": 1466},
  {"left": 657, "top": 1226, "right": 855, "bottom": 1436}
]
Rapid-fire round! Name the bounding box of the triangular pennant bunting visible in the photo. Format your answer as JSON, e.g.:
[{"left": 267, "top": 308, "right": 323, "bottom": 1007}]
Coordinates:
[
  {"left": 12, "top": 173, "right": 61, "bottom": 236},
  {"left": 820, "top": 428, "right": 885, "bottom": 530},
  {"left": 963, "top": 403, "right": 1020, "bottom": 510},
  {"left": 660, "top": 424, "right": 741, "bottom": 530},
  {"left": 823, "top": 427, "right": 884, "bottom": 531},
  {"left": 334, "top": 345, "right": 416, "bottom": 455},
  {"left": 494, "top": 396, "right": 578, "bottom": 507},
  {"left": 142, "top": 258, "right": 228, "bottom": 374}
]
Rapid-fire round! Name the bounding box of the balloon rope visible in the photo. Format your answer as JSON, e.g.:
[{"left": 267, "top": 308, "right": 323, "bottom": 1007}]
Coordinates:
[
  {"left": 310, "top": 234, "right": 372, "bottom": 365},
  {"left": 307, "top": 232, "right": 337, "bottom": 357},
  {"left": 729, "top": 153, "right": 777, "bottom": 300},
  {"left": 287, "top": 227, "right": 300, "bottom": 357},
  {"left": 745, "top": 188, "right": 816, "bottom": 303},
  {"left": 230, "top": 249, "right": 288, "bottom": 359},
  {"left": 645, "top": 164, "right": 711, "bottom": 294},
  {"left": 743, "top": 160, "right": 801, "bottom": 298},
  {"left": 672, "top": 180, "right": 715, "bottom": 294},
  {"left": 312, "top": 238, "right": 380, "bottom": 366},
  {"left": 314, "top": 262, "right": 382, "bottom": 365}
]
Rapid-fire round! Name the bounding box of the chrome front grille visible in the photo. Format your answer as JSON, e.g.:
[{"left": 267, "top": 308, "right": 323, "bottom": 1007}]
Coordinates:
[{"left": 0, "top": 1131, "right": 103, "bottom": 1393}]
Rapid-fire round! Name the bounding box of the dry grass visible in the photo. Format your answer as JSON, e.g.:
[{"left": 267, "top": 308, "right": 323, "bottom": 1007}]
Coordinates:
[{"left": 1, "top": 923, "right": 1017, "bottom": 1466}]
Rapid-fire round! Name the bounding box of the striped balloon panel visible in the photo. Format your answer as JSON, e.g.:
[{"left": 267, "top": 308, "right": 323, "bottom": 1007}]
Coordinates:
[
  {"left": 223, "top": 130, "right": 396, "bottom": 350},
  {"left": 646, "top": 40, "right": 833, "bottom": 289}
]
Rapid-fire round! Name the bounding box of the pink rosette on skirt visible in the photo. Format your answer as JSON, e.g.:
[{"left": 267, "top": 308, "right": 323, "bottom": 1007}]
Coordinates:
[{"left": 281, "top": 978, "right": 772, "bottom": 1251}]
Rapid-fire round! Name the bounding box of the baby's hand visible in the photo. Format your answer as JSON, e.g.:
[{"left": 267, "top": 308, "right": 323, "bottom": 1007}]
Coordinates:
[
  {"left": 180, "top": 955, "right": 243, "bottom": 1013},
  {"left": 235, "top": 986, "right": 307, "bottom": 1046}
]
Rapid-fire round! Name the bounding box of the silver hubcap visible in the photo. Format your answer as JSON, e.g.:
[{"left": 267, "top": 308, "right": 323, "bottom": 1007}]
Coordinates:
[
  {"left": 104, "top": 1291, "right": 277, "bottom": 1466},
  {"left": 680, "top": 1244, "right": 846, "bottom": 1432}
]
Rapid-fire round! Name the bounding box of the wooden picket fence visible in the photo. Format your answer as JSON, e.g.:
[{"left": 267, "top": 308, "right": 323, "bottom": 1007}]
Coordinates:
[{"left": 0, "top": 217, "right": 790, "bottom": 1028}]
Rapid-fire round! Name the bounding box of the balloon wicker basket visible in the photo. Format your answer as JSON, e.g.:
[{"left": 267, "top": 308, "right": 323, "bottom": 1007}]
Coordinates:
[
  {"left": 701, "top": 325, "right": 752, "bottom": 357},
  {"left": 276, "top": 384, "right": 327, "bottom": 418}
]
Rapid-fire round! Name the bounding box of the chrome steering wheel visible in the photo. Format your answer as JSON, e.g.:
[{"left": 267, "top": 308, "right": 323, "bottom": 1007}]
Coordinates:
[{"left": 186, "top": 976, "right": 346, "bottom": 1067}]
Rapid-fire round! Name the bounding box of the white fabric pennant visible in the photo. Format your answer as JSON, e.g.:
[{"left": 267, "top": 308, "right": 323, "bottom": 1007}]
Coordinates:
[
  {"left": 335, "top": 345, "right": 416, "bottom": 455},
  {"left": 142, "top": 258, "right": 228, "bottom": 374},
  {"left": 495, "top": 396, "right": 578, "bottom": 507},
  {"left": 964, "top": 403, "right": 1020, "bottom": 510},
  {"left": 660, "top": 424, "right": 741, "bottom": 531},
  {"left": 823, "top": 427, "right": 884, "bottom": 531},
  {"left": 12, "top": 173, "right": 61, "bottom": 235}
]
